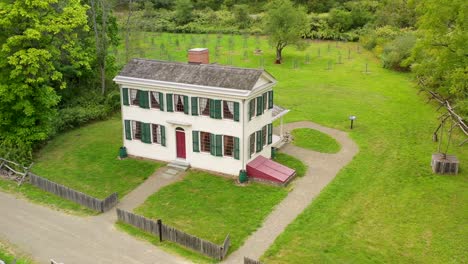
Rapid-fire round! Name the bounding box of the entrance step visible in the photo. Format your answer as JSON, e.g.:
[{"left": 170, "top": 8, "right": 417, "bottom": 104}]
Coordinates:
[{"left": 168, "top": 160, "right": 190, "bottom": 171}]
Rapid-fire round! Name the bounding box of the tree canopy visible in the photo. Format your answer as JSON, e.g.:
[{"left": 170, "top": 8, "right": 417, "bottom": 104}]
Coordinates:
[
  {"left": 263, "top": 0, "right": 308, "bottom": 63},
  {"left": 0, "top": 0, "right": 91, "bottom": 161}
]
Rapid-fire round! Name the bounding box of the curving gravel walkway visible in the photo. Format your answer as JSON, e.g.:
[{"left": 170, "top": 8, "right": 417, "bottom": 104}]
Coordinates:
[{"left": 224, "top": 121, "right": 359, "bottom": 263}]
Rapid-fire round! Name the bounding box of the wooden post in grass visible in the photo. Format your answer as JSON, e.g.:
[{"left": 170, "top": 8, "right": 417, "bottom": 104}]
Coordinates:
[
  {"left": 327, "top": 60, "right": 332, "bottom": 70},
  {"left": 348, "top": 48, "right": 351, "bottom": 59},
  {"left": 157, "top": 219, "right": 163, "bottom": 242},
  {"left": 337, "top": 53, "right": 342, "bottom": 64},
  {"left": 318, "top": 47, "right": 321, "bottom": 57},
  {"left": 305, "top": 54, "right": 310, "bottom": 64},
  {"left": 293, "top": 59, "right": 298, "bottom": 69},
  {"left": 327, "top": 43, "right": 330, "bottom": 52},
  {"left": 357, "top": 45, "right": 361, "bottom": 54},
  {"left": 243, "top": 50, "right": 248, "bottom": 61}
]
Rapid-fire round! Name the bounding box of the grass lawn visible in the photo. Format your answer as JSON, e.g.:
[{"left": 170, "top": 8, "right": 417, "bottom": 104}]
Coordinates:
[
  {"left": 273, "top": 152, "right": 307, "bottom": 177},
  {"left": 118, "top": 33, "right": 467, "bottom": 263},
  {"left": 0, "top": 240, "right": 35, "bottom": 264},
  {"left": 134, "top": 170, "right": 288, "bottom": 256},
  {"left": 291, "top": 128, "right": 341, "bottom": 153},
  {"left": 32, "top": 116, "right": 162, "bottom": 200}
]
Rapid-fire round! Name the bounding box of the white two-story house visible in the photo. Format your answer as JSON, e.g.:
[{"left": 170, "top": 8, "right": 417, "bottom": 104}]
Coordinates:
[{"left": 114, "top": 48, "right": 294, "bottom": 184}]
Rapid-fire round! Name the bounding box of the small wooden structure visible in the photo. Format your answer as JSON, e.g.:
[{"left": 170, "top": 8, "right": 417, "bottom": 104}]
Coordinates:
[{"left": 431, "top": 153, "right": 459, "bottom": 175}]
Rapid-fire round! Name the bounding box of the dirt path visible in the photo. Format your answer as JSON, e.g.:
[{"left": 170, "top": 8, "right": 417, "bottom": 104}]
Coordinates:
[
  {"left": 0, "top": 167, "right": 187, "bottom": 264},
  {"left": 224, "top": 121, "right": 359, "bottom": 263}
]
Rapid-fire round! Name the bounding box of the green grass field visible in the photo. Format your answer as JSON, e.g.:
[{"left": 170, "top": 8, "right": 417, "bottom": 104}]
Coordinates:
[
  {"left": 273, "top": 152, "right": 307, "bottom": 177},
  {"left": 134, "top": 170, "right": 288, "bottom": 255},
  {"left": 0, "top": 240, "right": 35, "bottom": 264},
  {"left": 117, "top": 33, "right": 468, "bottom": 263},
  {"left": 32, "top": 116, "right": 162, "bottom": 200},
  {"left": 291, "top": 128, "right": 341, "bottom": 153}
]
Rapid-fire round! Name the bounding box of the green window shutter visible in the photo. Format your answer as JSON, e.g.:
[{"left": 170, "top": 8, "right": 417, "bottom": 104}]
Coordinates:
[
  {"left": 191, "top": 97, "right": 198, "bottom": 116},
  {"left": 124, "top": 120, "right": 132, "bottom": 140},
  {"left": 209, "top": 99, "right": 215, "bottom": 118},
  {"left": 184, "top": 96, "right": 189, "bottom": 114},
  {"left": 142, "top": 123, "right": 151, "bottom": 143},
  {"left": 122, "top": 88, "right": 129, "bottom": 106},
  {"left": 160, "top": 125, "right": 166, "bottom": 146},
  {"left": 249, "top": 100, "right": 253, "bottom": 120},
  {"left": 166, "top": 94, "right": 173, "bottom": 112},
  {"left": 139, "top": 90, "right": 149, "bottom": 109},
  {"left": 192, "top": 131, "right": 199, "bottom": 152},
  {"left": 262, "top": 93, "right": 267, "bottom": 111},
  {"left": 159, "top": 92, "right": 165, "bottom": 111},
  {"left": 210, "top": 133, "right": 216, "bottom": 155},
  {"left": 215, "top": 100, "right": 222, "bottom": 119},
  {"left": 256, "top": 131, "right": 262, "bottom": 152},
  {"left": 256, "top": 96, "right": 263, "bottom": 116},
  {"left": 234, "top": 137, "right": 240, "bottom": 160},
  {"left": 268, "top": 123, "right": 273, "bottom": 144},
  {"left": 216, "top": 135, "right": 223, "bottom": 156},
  {"left": 268, "top": 91, "right": 274, "bottom": 109},
  {"left": 234, "top": 102, "right": 240, "bottom": 122}
]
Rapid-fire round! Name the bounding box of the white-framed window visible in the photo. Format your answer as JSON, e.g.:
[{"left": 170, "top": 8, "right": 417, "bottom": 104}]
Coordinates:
[
  {"left": 223, "top": 101, "right": 234, "bottom": 120},
  {"left": 152, "top": 124, "right": 162, "bottom": 144},
  {"left": 224, "top": 135, "right": 234, "bottom": 157},
  {"left": 200, "top": 132, "right": 211, "bottom": 152},
  {"left": 150, "top": 91, "right": 160, "bottom": 109},
  {"left": 130, "top": 89, "right": 139, "bottom": 106},
  {"left": 199, "top": 97, "right": 211, "bottom": 116},
  {"left": 174, "top": 94, "right": 185, "bottom": 112},
  {"left": 249, "top": 133, "right": 255, "bottom": 156},
  {"left": 132, "top": 121, "right": 142, "bottom": 140}
]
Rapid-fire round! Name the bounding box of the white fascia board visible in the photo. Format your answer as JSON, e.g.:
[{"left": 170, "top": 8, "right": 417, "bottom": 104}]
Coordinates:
[
  {"left": 250, "top": 81, "right": 277, "bottom": 97},
  {"left": 114, "top": 76, "right": 252, "bottom": 99},
  {"left": 272, "top": 109, "right": 290, "bottom": 121}
]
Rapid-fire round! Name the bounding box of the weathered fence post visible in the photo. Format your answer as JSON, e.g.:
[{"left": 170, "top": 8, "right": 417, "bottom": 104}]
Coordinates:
[{"left": 157, "top": 219, "right": 163, "bottom": 242}]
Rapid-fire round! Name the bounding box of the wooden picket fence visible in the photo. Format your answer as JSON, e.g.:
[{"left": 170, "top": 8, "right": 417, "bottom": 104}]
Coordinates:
[
  {"left": 244, "top": 257, "right": 263, "bottom": 264},
  {"left": 29, "top": 173, "right": 118, "bottom": 212},
  {"left": 116, "top": 208, "right": 230, "bottom": 260}
]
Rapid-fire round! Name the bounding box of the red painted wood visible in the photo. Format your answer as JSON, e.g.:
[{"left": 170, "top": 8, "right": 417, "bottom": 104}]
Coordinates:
[
  {"left": 246, "top": 155, "right": 295, "bottom": 183},
  {"left": 176, "top": 130, "right": 186, "bottom": 159}
]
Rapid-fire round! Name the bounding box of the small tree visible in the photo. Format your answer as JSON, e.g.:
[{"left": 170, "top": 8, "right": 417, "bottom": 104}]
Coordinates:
[{"left": 264, "top": 0, "right": 308, "bottom": 64}]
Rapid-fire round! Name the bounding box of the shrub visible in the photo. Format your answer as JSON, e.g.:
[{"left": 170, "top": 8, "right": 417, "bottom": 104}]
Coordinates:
[{"left": 381, "top": 33, "right": 416, "bottom": 71}]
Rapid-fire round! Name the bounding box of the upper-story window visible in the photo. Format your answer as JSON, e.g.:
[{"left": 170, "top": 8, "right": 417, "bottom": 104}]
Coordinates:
[
  {"left": 130, "top": 89, "right": 139, "bottom": 106},
  {"left": 174, "top": 94, "right": 185, "bottom": 112},
  {"left": 150, "top": 92, "right": 160, "bottom": 109},
  {"left": 249, "top": 90, "right": 273, "bottom": 120},
  {"left": 262, "top": 126, "right": 267, "bottom": 146},
  {"left": 199, "top": 98, "right": 211, "bottom": 116},
  {"left": 223, "top": 101, "right": 234, "bottom": 120}
]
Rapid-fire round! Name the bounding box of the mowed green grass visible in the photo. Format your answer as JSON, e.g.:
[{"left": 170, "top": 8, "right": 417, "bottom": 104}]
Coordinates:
[
  {"left": 0, "top": 240, "right": 35, "bottom": 264},
  {"left": 135, "top": 170, "right": 288, "bottom": 254},
  {"left": 273, "top": 152, "right": 307, "bottom": 177},
  {"left": 32, "top": 116, "right": 162, "bottom": 200},
  {"left": 118, "top": 33, "right": 468, "bottom": 263},
  {"left": 291, "top": 128, "right": 341, "bottom": 153}
]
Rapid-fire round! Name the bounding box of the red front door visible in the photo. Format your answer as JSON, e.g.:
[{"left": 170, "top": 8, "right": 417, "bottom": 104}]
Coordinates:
[{"left": 176, "top": 129, "right": 186, "bottom": 159}]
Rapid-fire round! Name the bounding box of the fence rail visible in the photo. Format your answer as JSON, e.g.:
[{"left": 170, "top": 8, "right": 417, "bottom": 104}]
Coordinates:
[
  {"left": 116, "top": 208, "right": 230, "bottom": 260},
  {"left": 244, "top": 257, "right": 263, "bottom": 264},
  {"left": 29, "top": 173, "right": 118, "bottom": 212}
]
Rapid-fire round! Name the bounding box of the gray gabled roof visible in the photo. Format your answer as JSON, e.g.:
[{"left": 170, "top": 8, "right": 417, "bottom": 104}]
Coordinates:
[{"left": 117, "top": 59, "right": 268, "bottom": 91}]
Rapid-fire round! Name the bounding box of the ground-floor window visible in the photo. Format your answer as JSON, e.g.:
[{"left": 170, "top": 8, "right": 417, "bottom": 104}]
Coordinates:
[
  {"left": 224, "top": 135, "right": 234, "bottom": 157},
  {"left": 132, "top": 121, "right": 142, "bottom": 140},
  {"left": 152, "top": 124, "right": 161, "bottom": 144},
  {"left": 200, "top": 132, "right": 211, "bottom": 152}
]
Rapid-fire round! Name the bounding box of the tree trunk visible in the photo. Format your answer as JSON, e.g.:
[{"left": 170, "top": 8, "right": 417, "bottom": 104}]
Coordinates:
[
  {"left": 275, "top": 48, "right": 282, "bottom": 64},
  {"left": 125, "top": 0, "right": 133, "bottom": 63}
]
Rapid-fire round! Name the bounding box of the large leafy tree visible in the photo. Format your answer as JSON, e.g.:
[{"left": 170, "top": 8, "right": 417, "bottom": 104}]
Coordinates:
[
  {"left": 410, "top": 0, "right": 468, "bottom": 118},
  {"left": 0, "top": 0, "right": 91, "bottom": 161},
  {"left": 264, "top": 0, "right": 308, "bottom": 64}
]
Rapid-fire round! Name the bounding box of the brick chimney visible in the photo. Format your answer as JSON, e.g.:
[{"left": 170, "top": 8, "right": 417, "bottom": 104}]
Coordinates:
[{"left": 188, "top": 48, "right": 209, "bottom": 64}]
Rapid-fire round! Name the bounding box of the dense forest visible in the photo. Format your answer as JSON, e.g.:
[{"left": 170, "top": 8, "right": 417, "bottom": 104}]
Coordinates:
[{"left": 0, "top": 0, "right": 466, "bottom": 162}]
